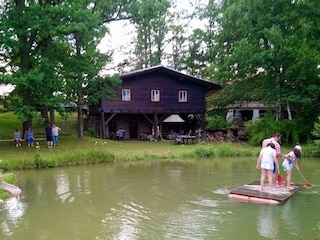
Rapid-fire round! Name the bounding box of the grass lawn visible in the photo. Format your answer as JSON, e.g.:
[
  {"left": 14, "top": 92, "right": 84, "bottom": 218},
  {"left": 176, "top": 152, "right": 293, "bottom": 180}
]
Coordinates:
[
  {"left": 3, "top": 111, "right": 319, "bottom": 171},
  {"left": 0, "top": 111, "right": 195, "bottom": 157},
  {"left": 0, "top": 111, "right": 78, "bottom": 139},
  {"left": 0, "top": 111, "right": 265, "bottom": 170}
]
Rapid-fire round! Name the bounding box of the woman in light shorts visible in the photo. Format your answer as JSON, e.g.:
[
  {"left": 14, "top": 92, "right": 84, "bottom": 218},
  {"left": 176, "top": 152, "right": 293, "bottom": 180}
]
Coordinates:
[{"left": 282, "top": 145, "right": 302, "bottom": 189}]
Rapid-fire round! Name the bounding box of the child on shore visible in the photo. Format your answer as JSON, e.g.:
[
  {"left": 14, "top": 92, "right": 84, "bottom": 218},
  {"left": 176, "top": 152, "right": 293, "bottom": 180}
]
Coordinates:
[
  {"left": 282, "top": 145, "right": 302, "bottom": 189},
  {"left": 13, "top": 129, "right": 22, "bottom": 147}
]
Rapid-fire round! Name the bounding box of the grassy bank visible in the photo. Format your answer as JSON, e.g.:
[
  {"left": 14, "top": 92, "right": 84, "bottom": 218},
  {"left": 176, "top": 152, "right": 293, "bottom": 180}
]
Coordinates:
[
  {"left": 0, "top": 111, "right": 318, "bottom": 172},
  {"left": 0, "top": 111, "right": 319, "bottom": 198},
  {"left": 0, "top": 135, "right": 262, "bottom": 170}
]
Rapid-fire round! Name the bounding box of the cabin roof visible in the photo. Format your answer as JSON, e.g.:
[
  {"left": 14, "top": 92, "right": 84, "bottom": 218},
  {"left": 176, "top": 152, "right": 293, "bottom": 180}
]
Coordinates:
[{"left": 121, "top": 65, "right": 221, "bottom": 90}]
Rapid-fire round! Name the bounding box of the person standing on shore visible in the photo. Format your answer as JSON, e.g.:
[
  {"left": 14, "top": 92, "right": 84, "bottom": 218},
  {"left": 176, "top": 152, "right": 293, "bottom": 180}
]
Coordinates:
[
  {"left": 45, "top": 123, "right": 53, "bottom": 148},
  {"left": 52, "top": 123, "right": 61, "bottom": 146}
]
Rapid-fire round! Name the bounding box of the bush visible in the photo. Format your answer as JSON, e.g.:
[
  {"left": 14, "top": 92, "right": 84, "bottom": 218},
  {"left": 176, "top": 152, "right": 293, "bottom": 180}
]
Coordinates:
[
  {"left": 207, "top": 115, "right": 231, "bottom": 129},
  {"left": 245, "top": 115, "right": 308, "bottom": 146},
  {"left": 86, "top": 128, "right": 100, "bottom": 138}
]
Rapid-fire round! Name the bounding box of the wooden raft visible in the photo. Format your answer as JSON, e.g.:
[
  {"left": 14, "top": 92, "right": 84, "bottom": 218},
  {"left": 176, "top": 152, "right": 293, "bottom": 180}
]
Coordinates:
[{"left": 228, "top": 181, "right": 302, "bottom": 204}]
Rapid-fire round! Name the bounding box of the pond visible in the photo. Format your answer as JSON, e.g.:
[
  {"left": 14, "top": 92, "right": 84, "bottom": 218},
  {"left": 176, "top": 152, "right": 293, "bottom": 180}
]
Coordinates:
[{"left": 0, "top": 157, "right": 319, "bottom": 240}]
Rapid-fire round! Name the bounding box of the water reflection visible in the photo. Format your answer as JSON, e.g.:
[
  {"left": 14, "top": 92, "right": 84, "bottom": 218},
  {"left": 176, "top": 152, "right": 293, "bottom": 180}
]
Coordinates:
[
  {"left": 55, "top": 171, "right": 72, "bottom": 203},
  {"left": 281, "top": 199, "right": 300, "bottom": 236},
  {"left": 0, "top": 197, "right": 26, "bottom": 237},
  {"left": 257, "top": 205, "right": 279, "bottom": 238},
  {"left": 102, "top": 201, "right": 147, "bottom": 240}
]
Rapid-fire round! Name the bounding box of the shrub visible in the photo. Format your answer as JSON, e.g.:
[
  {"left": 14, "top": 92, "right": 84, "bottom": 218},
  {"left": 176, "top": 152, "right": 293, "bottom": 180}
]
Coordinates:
[
  {"left": 86, "top": 128, "right": 100, "bottom": 138},
  {"left": 33, "top": 151, "right": 55, "bottom": 168},
  {"left": 207, "top": 115, "right": 231, "bottom": 129},
  {"left": 245, "top": 115, "right": 308, "bottom": 146}
]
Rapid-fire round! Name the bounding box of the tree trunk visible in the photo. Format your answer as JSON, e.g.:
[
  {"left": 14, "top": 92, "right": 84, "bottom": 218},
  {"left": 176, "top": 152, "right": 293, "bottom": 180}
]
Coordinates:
[
  {"left": 153, "top": 112, "right": 159, "bottom": 141},
  {"left": 50, "top": 107, "right": 55, "bottom": 124},
  {"left": 275, "top": 69, "right": 282, "bottom": 121},
  {"left": 22, "top": 117, "right": 32, "bottom": 139},
  {"left": 286, "top": 102, "right": 292, "bottom": 120},
  {"left": 41, "top": 107, "right": 49, "bottom": 125},
  {"left": 77, "top": 105, "right": 84, "bottom": 138},
  {"left": 100, "top": 111, "right": 105, "bottom": 139}
]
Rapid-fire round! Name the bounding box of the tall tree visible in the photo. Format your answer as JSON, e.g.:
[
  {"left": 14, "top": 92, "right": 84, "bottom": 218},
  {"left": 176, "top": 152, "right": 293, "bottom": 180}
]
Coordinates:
[
  {"left": 61, "top": 0, "right": 133, "bottom": 138},
  {"left": 128, "top": 0, "right": 172, "bottom": 68},
  {"left": 55, "top": 1, "right": 110, "bottom": 138},
  {"left": 0, "top": 0, "right": 132, "bottom": 137},
  {"left": 172, "top": 0, "right": 216, "bottom": 76},
  {"left": 0, "top": 0, "right": 71, "bottom": 132},
  {"left": 201, "top": 0, "right": 320, "bottom": 126}
]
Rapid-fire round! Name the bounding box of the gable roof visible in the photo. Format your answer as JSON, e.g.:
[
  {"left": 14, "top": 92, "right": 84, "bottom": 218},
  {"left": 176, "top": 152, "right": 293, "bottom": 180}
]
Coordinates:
[
  {"left": 163, "top": 114, "right": 185, "bottom": 123},
  {"left": 121, "top": 65, "right": 221, "bottom": 90}
]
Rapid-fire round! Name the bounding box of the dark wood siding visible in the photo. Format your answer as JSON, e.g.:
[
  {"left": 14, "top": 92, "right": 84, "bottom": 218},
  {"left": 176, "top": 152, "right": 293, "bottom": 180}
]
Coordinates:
[
  {"left": 88, "top": 65, "right": 221, "bottom": 139},
  {"left": 99, "top": 71, "right": 206, "bottom": 114}
]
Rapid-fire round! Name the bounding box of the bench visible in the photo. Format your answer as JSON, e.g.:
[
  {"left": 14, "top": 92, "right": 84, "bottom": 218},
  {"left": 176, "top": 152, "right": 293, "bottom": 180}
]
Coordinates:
[
  {"left": 0, "top": 138, "right": 46, "bottom": 142},
  {"left": 0, "top": 138, "right": 46, "bottom": 147}
]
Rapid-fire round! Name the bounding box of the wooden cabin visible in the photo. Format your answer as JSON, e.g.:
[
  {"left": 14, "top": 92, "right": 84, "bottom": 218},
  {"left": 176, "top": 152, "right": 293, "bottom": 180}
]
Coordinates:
[{"left": 88, "top": 65, "right": 221, "bottom": 140}]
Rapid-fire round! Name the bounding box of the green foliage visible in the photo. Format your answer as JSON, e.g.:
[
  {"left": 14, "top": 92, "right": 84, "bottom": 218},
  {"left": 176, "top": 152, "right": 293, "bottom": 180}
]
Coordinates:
[
  {"left": 129, "top": 0, "right": 172, "bottom": 67},
  {"left": 192, "top": 142, "right": 256, "bottom": 158},
  {"left": 0, "top": 0, "right": 125, "bottom": 137},
  {"left": 0, "top": 95, "right": 12, "bottom": 113},
  {"left": 245, "top": 114, "right": 307, "bottom": 146},
  {"left": 207, "top": 115, "right": 231, "bottom": 129},
  {"left": 312, "top": 116, "right": 320, "bottom": 146},
  {"left": 194, "top": 146, "right": 217, "bottom": 158},
  {"left": 197, "top": 0, "right": 320, "bottom": 134},
  {"left": 0, "top": 146, "right": 117, "bottom": 171},
  {"left": 86, "top": 128, "right": 100, "bottom": 138},
  {"left": 33, "top": 151, "right": 54, "bottom": 169}
]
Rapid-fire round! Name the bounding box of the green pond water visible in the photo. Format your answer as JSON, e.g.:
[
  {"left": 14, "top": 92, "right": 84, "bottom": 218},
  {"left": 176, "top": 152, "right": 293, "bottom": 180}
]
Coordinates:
[{"left": 0, "top": 157, "right": 319, "bottom": 240}]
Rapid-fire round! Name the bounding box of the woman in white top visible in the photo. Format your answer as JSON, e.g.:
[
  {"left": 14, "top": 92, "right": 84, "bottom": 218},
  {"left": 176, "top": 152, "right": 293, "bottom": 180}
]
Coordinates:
[
  {"left": 282, "top": 145, "right": 302, "bottom": 189},
  {"left": 256, "top": 142, "right": 278, "bottom": 191}
]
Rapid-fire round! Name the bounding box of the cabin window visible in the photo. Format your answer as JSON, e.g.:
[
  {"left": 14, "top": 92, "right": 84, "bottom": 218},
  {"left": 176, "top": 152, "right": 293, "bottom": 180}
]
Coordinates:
[
  {"left": 151, "top": 89, "right": 160, "bottom": 102},
  {"left": 178, "top": 90, "right": 188, "bottom": 102},
  {"left": 122, "top": 89, "right": 131, "bottom": 101}
]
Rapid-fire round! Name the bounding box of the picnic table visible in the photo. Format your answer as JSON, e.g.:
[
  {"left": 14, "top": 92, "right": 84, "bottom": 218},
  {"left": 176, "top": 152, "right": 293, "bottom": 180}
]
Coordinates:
[{"left": 178, "top": 135, "right": 197, "bottom": 144}]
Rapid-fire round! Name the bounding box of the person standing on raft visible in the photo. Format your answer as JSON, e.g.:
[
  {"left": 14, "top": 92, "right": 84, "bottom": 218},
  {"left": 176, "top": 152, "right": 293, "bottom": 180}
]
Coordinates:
[
  {"left": 256, "top": 142, "right": 279, "bottom": 191},
  {"left": 282, "top": 145, "right": 302, "bottom": 189},
  {"left": 262, "top": 133, "right": 282, "bottom": 186}
]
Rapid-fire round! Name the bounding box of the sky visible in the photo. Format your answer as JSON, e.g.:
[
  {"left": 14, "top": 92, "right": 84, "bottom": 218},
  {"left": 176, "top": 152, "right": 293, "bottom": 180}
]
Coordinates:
[{"left": 0, "top": 85, "right": 13, "bottom": 96}]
